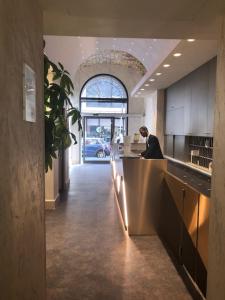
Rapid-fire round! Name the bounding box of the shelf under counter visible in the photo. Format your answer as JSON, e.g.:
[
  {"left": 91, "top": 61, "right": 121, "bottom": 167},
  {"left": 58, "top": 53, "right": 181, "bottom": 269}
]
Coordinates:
[
  {"left": 164, "top": 155, "right": 212, "bottom": 176},
  {"left": 167, "top": 159, "right": 211, "bottom": 197}
]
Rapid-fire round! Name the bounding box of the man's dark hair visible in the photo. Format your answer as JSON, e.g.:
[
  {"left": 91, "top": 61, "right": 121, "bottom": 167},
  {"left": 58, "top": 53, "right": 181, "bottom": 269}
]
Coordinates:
[{"left": 139, "top": 126, "right": 148, "bottom": 132}]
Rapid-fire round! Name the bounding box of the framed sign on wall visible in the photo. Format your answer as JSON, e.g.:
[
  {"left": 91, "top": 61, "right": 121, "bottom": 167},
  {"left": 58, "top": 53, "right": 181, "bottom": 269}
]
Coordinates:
[{"left": 23, "top": 63, "right": 36, "bottom": 122}]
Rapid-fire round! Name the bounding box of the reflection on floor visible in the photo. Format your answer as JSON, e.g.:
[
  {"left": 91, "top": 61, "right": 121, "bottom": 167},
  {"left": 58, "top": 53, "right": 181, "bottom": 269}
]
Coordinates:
[{"left": 46, "top": 164, "right": 192, "bottom": 300}]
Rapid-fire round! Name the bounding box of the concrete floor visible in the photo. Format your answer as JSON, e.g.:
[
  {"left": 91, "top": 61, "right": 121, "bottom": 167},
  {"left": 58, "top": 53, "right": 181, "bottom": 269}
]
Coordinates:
[{"left": 46, "top": 164, "right": 192, "bottom": 300}]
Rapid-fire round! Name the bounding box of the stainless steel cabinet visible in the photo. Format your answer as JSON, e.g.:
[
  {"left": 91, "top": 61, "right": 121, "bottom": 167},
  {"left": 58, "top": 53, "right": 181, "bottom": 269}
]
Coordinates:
[
  {"left": 165, "top": 58, "right": 216, "bottom": 136},
  {"left": 165, "top": 107, "right": 184, "bottom": 135}
]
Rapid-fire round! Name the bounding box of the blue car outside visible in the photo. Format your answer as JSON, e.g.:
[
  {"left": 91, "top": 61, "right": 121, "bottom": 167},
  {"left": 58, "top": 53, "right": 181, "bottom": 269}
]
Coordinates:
[{"left": 84, "top": 140, "right": 110, "bottom": 158}]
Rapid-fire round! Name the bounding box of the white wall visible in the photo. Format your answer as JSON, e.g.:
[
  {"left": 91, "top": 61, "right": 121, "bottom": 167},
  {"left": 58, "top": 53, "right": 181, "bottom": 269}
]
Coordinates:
[
  {"left": 144, "top": 91, "right": 158, "bottom": 135},
  {"left": 144, "top": 90, "right": 165, "bottom": 151}
]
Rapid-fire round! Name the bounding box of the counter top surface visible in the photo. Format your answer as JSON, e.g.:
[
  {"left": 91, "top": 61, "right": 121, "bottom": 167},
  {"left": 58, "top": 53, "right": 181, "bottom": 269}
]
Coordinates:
[{"left": 167, "top": 160, "right": 211, "bottom": 197}]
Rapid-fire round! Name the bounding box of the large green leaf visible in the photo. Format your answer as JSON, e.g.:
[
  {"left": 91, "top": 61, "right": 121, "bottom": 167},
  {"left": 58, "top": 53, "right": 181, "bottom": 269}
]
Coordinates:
[{"left": 44, "top": 54, "right": 82, "bottom": 172}]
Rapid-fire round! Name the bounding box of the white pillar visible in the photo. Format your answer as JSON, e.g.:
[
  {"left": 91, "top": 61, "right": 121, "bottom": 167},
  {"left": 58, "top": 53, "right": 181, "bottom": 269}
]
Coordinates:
[{"left": 45, "top": 158, "right": 59, "bottom": 209}]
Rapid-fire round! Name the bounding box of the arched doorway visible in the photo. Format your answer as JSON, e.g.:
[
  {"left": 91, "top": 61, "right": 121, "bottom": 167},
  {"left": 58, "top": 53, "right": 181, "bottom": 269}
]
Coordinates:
[{"left": 80, "top": 74, "right": 128, "bottom": 162}]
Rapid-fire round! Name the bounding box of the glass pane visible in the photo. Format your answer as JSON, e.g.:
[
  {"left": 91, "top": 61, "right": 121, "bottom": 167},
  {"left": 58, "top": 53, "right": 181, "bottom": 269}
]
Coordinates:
[
  {"left": 114, "top": 118, "right": 127, "bottom": 143},
  {"left": 83, "top": 118, "right": 112, "bottom": 162},
  {"left": 81, "top": 75, "right": 127, "bottom": 99},
  {"left": 81, "top": 101, "right": 127, "bottom": 114}
]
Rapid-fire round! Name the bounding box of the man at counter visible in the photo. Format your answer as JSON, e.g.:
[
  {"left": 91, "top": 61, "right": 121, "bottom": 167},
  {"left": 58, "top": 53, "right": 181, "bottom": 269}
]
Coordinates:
[{"left": 139, "top": 126, "right": 164, "bottom": 159}]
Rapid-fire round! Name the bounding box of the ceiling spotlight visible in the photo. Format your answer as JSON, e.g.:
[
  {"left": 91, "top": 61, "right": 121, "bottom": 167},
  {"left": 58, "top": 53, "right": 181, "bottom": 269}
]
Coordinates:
[
  {"left": 145, "top": 83, "right": 150, "bottom": 87},
  {"left": 187, "top": 39, "right": 195, "bottom": 42},
  {"left": 163, "top": 64, "right": 170, "bottom": 68},
  {"left": 156, "top": 72, "right": 162, "bottom": 76},
  {"left": 173, "top": 52, "right": 182, "bottom": 57},
  {"left": 149, "top": 78, "right": 155, "bottom": 82},
  {"left": 141, "top": 88, "right": 145, "bottom": 91}
]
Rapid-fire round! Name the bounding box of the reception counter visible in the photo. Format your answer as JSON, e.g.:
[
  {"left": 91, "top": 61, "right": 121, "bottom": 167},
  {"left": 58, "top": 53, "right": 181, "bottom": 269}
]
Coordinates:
[
  {"left": 111, "top": 146, "right": 167, "bottom": 235},
  {"left": 111, "top": 143, "right": 210, "bottom": 296}
]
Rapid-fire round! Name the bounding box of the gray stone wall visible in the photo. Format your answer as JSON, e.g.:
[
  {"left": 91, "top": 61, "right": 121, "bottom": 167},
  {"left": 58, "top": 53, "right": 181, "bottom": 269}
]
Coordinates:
[
  {"left": 0, "top": 1, "right": 46, "bottom": 299},
  {"left": 207, "top": 16, "right": 225, "bottom": 300}
]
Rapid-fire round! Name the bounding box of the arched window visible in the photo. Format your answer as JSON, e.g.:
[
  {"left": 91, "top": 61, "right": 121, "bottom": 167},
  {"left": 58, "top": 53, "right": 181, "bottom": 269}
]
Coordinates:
[{"left": 80, "top": 74, "right": 128, "bottom": 114}]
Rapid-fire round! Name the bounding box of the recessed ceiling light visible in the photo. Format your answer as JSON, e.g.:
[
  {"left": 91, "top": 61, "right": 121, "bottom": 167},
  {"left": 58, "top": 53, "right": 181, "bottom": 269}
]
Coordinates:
[
  {"left": 187, "top": 39, "right": 195, "bottom": 42},
  {"left": 173, "top": 52, "right": 182, "bottom": 57},
  {"left": 141, "top": 88, "right": 145, "bottom": 91},
  {"left": 149, "top": 78, "right": 155, "bottom": 82},
  {"left": 145, "top": 83, "right": 150, "bottom": 86},
  {"left": 156, "top": 72, "right": 162, "bottom": 76},
  {"left": 163, "top": 64, "right": 170, "bottom": 68}
]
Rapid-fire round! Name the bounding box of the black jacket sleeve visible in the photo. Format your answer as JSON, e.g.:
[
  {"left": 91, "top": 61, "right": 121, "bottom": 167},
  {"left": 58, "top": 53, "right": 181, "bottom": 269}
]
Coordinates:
[{"left": 141, "top": 135, "right": 163, "bottom": 159}]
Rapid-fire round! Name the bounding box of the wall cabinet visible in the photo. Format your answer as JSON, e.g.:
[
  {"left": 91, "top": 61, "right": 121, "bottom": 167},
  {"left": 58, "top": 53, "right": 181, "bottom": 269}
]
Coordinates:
[
  {"left": 165, "top": 58, "right": 216, "bottom": 136},
  {"left": 165, "top": 107, "right": 184, "bottom": 135},
  {"left": 158, "top": 172, "right": 210, "bottom": 296}
]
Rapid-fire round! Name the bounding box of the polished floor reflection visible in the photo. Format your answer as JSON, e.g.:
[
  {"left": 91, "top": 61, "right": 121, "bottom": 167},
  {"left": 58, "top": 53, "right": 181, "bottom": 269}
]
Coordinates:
[{"left": 46, "top": 164, "right": 192, "bottom": 300}]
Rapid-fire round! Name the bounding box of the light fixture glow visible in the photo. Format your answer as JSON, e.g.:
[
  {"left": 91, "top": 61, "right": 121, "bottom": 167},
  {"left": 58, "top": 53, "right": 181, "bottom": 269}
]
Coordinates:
[
  {"left": 122, "top": 179, "right": 129, "bottom": 229},
  {"left": 187, "top": 39, "right": 196, "bottom": 42},
  {"left": 173, "top": 52, "right": 182, "bottom": 57},
  {"left": 163, "top": 64, "right": 170, "bottom": 68},
  {"left": 140, "top": 88, "right": 145, "bottom": 91},
  {"left": 111, "top": 161, "right": 116, "bottom": 180},
  {"left": 156, "top": 72, "right": 162, "bottom": 76},
  {"left": 145, "top": 83, "right": 150, "bottom": 87},
  {"left": 149, "top": 78, "right": 155, "bottom": 82},
  {"left": 116, "top": 175, "right": 121, "bottom": 193}
]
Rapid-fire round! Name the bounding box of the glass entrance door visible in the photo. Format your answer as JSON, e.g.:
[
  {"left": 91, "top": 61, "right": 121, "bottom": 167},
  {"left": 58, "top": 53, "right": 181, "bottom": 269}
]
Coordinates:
[
  {"left": 82, "top": 116, "right": 127, "bottom": 163},
  {"left": 83, "top": 117, "right": 112, "bottom": 162}
]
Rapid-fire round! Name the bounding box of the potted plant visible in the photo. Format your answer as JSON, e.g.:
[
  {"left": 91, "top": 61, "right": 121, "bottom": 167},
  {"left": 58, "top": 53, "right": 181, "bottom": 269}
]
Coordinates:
[{"left": 44, "top": 53, "right": 82, "bottom": 172}]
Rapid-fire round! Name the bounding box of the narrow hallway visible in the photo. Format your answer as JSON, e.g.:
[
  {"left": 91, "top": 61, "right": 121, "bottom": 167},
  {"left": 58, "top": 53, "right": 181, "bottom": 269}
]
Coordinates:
[{"left": 46, "top": 164, "right": 192, "bottom": 300}]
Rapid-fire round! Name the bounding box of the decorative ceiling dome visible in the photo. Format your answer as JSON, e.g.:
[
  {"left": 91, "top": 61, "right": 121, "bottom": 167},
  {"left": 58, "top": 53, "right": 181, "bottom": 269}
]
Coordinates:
[{"left": 79, "top": 50, "right": 147, "bottom": 76}]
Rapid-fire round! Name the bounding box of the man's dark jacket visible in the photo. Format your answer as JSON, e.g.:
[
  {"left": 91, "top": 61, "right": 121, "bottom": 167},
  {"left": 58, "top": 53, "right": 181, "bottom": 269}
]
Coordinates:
[{"left": 141, "top": 134, "right": 163, "bottom": 159}]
